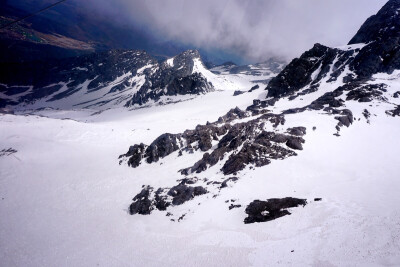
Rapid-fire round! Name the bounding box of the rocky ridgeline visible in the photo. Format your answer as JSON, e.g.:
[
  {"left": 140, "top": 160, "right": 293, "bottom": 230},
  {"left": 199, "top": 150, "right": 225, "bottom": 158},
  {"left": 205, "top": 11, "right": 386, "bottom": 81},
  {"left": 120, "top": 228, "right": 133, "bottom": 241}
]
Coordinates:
[
  {"left": 0, "top": 49, "right": 213, "bottom": 108},
  {"left": 120, "top": 106, "right": 307, "bottom": 176},
  {"left": 348, "top": 0, "right": 400, "bottom": 45},
  {"left": 267, "top": 0, "right": 400, "bottom": 101}
]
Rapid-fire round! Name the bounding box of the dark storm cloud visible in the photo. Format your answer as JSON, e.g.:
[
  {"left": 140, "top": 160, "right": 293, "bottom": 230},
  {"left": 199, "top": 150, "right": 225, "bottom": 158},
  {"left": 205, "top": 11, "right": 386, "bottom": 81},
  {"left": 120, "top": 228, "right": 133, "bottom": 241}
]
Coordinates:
[{"left": 83, "top": 0, "right": 387, "bottom": 61}]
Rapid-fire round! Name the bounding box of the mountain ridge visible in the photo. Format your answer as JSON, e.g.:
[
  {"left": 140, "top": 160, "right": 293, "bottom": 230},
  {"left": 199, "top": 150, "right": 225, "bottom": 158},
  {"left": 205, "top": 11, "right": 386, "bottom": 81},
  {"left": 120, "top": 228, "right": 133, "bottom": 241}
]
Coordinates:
[
  {"left": 119, "top": 0, "right": 400, "bottom": 219},
  {"left": 0, "top": 48, "right": 285, "bottom": 110}
]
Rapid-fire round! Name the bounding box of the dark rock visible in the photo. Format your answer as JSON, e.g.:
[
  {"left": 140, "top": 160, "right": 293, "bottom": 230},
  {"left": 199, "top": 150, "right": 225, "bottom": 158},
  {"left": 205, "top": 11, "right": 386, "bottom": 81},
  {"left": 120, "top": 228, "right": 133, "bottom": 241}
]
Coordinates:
[
  {"left": 220, "top": 177, "right": 239, "bottom": 189},
  {"left": 154, "top": 188, "right": 170, "bottom": 211},
  {"left": 306, "top": 90, "right": 346, "bottom": 111},
  {"left": 346, "top": 84, "right": 385, "bottom": 102},
  {"left": 145, "top": 133, "right": 181, "bottom": 164},
  {"left": 229, "top": 204, "right": 242, "bottom": 210},
  {"left": 217, "top": 107, "right": 249, "bottom": 123},
  {"left": 176, "top": 115, "right": 296, "bottom": 175},
  {"left": 335, "top": 116, "right": 351, "bottom": 127},
  {"left": 183, "top": 124, "right": 230, "bottom": 152},
  {"left": 244, "top": 198, "right": 307, "bottom": 224},
  {"left": 222, "top": 135, "right": 297, "bottom": 175},
  {"left": 314, "top": 198, "right": 322, "bottom": 201},
  {"left": 120, "top": 133, "right": 182, "bottom": 167},
  {"left": 177, "top": 177, "right": 199, "bottom": 185},
  {"left": 386, "top": 105, "right": 400, "bottom": 117},
  {"left": 349, "top": 0, "right": 400, "bottom": 45},
  {"left": 129, "top": 186, "right": 153, "bottom": 215},
  {"left": 0, "top": 148, "right": 18, "bottom": 157},
  {"left": 271, "top": 133, "right": 289, "bottom": 143},
  {"left": 287, "top": 127, "right": 306, "bottom": 136},
  {"left": 335, "top": 109, "right": 354, "bottom": 128},
  {"left": 282, "top": 107, "right": 307, "bottom": 115},
  {"left": 168, "top": 184, "right": 207, "bottom": 205},
  {"left": 233, "top": 90, "right": 245, "bottom": 96},
  {"left": 286, "top": 137, "right": 305, "bottom": 150},
  {"left": 129, "top": 180, "right": 207, "bottom": 215},
  {"left": 266, "top": 43, "right": 344, "bottom": 98},
  {"left": 350, "top": 38, "right": 400, "bottom": 79},
  {"left": 120, "top": 143, "right": 146, "bottom": 167},
  {"left": 248, "top": 85, "right": 260, "bottom": 92},
  {"left": 178, "top": 214, "right": 186, "bottom": 222}
]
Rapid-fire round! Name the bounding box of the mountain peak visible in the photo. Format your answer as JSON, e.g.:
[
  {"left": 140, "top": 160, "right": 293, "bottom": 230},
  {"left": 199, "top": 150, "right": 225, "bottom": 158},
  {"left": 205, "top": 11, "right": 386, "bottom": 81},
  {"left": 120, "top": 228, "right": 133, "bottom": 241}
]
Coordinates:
[
  {"left": 178, "top": 49, "right": 201, "bottom": 58},
  {"left": 348, "top": 0, "right": 400, "bottom": 44}
]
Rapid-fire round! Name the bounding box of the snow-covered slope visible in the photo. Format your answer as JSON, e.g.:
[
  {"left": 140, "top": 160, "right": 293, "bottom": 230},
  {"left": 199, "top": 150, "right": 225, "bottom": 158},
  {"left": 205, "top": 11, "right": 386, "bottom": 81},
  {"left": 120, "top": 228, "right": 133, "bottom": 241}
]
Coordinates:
[
  {"left": 1, "top": 70, "right": 400, "bottom": 266},
  {"left": 1, "top": 1, "right": 400, "bottom": 266}
]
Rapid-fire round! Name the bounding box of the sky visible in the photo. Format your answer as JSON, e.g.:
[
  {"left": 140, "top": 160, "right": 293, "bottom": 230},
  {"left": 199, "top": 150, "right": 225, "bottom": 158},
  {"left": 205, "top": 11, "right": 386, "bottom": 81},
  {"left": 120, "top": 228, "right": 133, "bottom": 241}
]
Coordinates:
[
  {"left": 83, "top": 0, "right": 387, "bottom": 62},
  {"left": 5, "top": 0, "right": 389, "bottom": 63}
]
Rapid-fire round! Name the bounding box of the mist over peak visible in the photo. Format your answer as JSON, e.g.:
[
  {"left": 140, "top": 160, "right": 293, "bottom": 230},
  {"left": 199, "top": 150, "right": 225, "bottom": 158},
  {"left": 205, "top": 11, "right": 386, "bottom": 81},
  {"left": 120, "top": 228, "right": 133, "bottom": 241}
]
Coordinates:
[{"left": 84, "top": 0, "right": 387, "bottom": 62}]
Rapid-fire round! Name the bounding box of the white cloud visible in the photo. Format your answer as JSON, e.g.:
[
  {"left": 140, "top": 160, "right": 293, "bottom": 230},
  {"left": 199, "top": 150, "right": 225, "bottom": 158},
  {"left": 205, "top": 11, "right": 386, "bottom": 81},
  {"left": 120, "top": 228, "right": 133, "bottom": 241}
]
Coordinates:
[{"left": 85, "top": 0, "right": 388, "bottom": 61}]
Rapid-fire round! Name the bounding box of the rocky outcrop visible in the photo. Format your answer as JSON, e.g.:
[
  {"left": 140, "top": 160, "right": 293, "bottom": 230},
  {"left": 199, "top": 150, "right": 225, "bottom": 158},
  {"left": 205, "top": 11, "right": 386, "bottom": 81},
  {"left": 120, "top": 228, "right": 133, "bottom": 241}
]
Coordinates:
[
  {"left": 178, "top": 113, "right": 305, "bottom": 176},
  {"left": 220, "top": 177, "right": 239, "bottom": 189},
  {"left": 129, "top": 186, "right": 154, "bottom": 215},
  {"left": 120, "top": 133, "right": 181, "bottom": 167},
  {"left": 128, "top": 179, "right": 207, "bottom": 215},
  {"left": 348, "top": 0, "right": 400, "bottom": 45},
  {"left": 168, "top": 183, "right": 207, "bottom": 205},
  {"left": 233, "top": 90, "right": 245, "bottom": 96},
  {"left": 121, "top": 105, "right": 307, "bottom": 177},
  {"left": 0, "top": 148, "right": 17, "bottom": 157},
  {"left": 120, "top": 123, "right": 233, "bottom": 167},
  {"left": 244, "top": 198, "right": 307, "bottom": 224},
  {"left": 387, "top": 105, "right": 400, "bottom": 117}
]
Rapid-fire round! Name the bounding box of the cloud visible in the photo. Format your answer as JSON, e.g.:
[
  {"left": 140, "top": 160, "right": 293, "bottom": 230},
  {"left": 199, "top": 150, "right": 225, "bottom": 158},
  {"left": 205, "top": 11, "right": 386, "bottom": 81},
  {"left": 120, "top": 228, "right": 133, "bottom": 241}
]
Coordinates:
[{"left": 83, "top": 0, "right": 387, "bottom": 61}]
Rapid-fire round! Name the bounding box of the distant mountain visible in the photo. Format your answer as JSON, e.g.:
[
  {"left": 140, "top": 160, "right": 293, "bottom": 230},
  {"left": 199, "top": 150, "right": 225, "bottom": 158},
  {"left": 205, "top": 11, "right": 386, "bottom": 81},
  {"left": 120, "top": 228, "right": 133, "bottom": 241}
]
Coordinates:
[
  {"left": 0, "top": 49, "right": 285, "bottom": 109},
  {"left": 211, "top": 58, "right": 286, "bottom": 85},
  {"left": 0, "top": 50, "right": 208, "bottom": 109}
]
